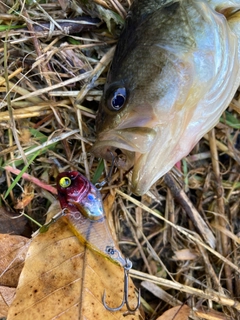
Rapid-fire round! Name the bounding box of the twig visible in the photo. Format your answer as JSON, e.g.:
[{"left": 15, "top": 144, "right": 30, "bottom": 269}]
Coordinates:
[
  {"left": 0, "top": 71, "right": 92, "bottom": 107},
  {"left": 75, "top": 46, "right": 116, "bottom": 104},
  {"left": 208, "top": 129, "right": 233, "bottom": 293},
  {"left": 116, "top": 189, "right": 240, "bottom": 274},
  {"left": 77, "top": 109, "right": 90, "bottom": 180},
  {"left": 164, "top": 172, "right": 216, "bottom": 248},
  {"left": 22, "top": 8, "right": 52, "bottom": 87},
  {"left": 4, "top": 166, "right": 57, "bottom": 195},
  {"left": 3, "top": 35, "right": 28, "bottom": 166},
  {"left": 130, "top": 269, "right": 240, "bottom": 311}
]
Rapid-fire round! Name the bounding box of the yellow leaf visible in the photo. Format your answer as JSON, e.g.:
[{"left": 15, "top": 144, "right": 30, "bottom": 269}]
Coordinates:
[{"left": 7, "top": 203, "right": 143, "bottom": 320}]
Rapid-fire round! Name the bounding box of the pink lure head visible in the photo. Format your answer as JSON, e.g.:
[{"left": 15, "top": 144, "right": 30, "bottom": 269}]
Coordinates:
[{"left": 56, "top": 171, "right": 103, "bottom": 220}]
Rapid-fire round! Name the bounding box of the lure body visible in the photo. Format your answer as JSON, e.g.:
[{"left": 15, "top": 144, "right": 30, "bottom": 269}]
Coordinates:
[
  {"left": 56, "top": 172, "right": 126, "bottom": 266},
  {"left": 92, "top": 0, "right": 240, "bottom": 195}
]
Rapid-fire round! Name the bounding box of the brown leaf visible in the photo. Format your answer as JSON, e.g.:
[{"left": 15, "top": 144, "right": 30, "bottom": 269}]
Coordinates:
[
  {"left": 18, "top": 128, "right": 31, "bottom": 144},
  {"left": 14, "top": 184, "right": 34, "bottom": 210},
  {"left": 156, "top": 305, "right": 190, "bottom": 320},
  {"left": 103, "top": 191, "right": 116, "bottom": 218},
  {"left": 7, "top": 203, "right": 143, "bottom": 320},
  {"left": 0, "top": 286, "right": 15, "bottom": 318},
  {"left": 194, "top": 306, "right": 232, "bottom": 320},
  {"left": 0, "top": 234, "right": 29, "bottom": 287},
  {"left": 0, "top": 207, "right": 27, "bottom": 235},
  {"left": 103, "top": 191, "right": 119, "bottom": 243},
  {"left": 57, "top": 0, "right": 69, "bottom": 11}
]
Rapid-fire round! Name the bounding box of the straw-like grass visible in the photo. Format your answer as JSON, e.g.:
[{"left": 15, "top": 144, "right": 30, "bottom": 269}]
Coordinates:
[{"left": 0, "top": 0, "right": 239, "bottom": 319}]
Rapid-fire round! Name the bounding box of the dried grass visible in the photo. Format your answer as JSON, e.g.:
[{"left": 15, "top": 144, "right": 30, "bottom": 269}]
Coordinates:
[{"left": 0, "top": 0, "right": 240, "bottom": 319}]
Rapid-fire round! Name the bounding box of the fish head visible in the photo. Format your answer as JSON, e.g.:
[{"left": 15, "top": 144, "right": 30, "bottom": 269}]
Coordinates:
[
  {"left": 94, "top": 82, "right": 160, "bottom": 170},
  {"left": 92, "top": 58, "right": 187, "bottom": 195}
]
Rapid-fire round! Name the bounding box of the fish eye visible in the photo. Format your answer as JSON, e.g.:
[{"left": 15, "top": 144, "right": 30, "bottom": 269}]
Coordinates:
[
  {"left": 108, "top": 87, "right": 127, "bottom": 111},
  {"left": 59, "top": 176, "right": 71, "bottom": 188}
]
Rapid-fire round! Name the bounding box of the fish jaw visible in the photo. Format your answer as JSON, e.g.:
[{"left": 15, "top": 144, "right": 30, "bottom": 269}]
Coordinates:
[
  {"left": 92, "top": 126, "right": 157, "bottom": 170},
  {"left": 131, "top": 131, "right": 198, "bottom": 196},
  {"left": 92, "top": 97, "right": 159, "bottom": 169}
]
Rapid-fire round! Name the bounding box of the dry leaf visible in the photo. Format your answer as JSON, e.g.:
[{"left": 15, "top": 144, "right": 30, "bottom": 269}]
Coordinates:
[
  {"left": 7, "top": 203, "right": 143, "bottom": 320},
  {"left": 0, "top": 286, "right": 16, "bottom": 318},
  {"left": 19, "top": 128, "right": 31, "bottom": 144},
  {"left": 103, "top": 191, "right": 119, "bottom": 243},
  {"left": 0, "top": 234, "right": 30, "bottom": 287},
  {"left": 156, "top": 305, "right": 190, "bottom": 320},
  {"left": 14, "top": 184, "right": 34, "bottom": 210},
  {"left": 57, "top": 0, "right": 69, "bottom": 11},
  {"left": 103, "top": 191, "right": 116, "bottom": 219},
  {"left": 0, "top": 207, "right": 27, "bottom": 235},
  {"left": 172, "top": 249, "right": 198, "bottom": 261},
  {"left": 194, "top": 306, "right": 232, "bottom": 320}
]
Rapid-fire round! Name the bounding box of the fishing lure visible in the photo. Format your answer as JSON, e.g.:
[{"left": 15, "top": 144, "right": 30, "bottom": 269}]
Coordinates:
[{"left": 56, "top": 171, "right": 140, "bottom": 312}]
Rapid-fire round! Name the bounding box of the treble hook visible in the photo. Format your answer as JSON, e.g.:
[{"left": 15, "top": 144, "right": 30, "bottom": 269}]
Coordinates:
[{"left": 102, "top": 259, "right": 141, "bottom": 312}]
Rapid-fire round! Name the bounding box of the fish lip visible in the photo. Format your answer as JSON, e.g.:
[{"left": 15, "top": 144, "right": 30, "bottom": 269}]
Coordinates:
[
  {"left": 94, "top": 127, "right": 157, "bottom": 152},
  {"left": 91, "top": 143, "right": 135, "bottom": 170},
  {"left": 92, "top": 127, "right": 157, "bottom": 170}
]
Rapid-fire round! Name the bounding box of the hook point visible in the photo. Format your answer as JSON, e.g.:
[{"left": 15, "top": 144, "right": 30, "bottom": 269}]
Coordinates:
[{"left": 102, "top": 260, "right": 141, "bottom": 313}]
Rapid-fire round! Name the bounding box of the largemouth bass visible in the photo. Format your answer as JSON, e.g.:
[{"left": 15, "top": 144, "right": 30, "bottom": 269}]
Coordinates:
[{"left": 92, "top": 0, "right": 240, "bottom": 195}]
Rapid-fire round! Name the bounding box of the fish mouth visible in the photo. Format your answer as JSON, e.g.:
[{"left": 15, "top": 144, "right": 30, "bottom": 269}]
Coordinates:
[{"left": 91, "top": 127, "right": 157, "bottom": 171}]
